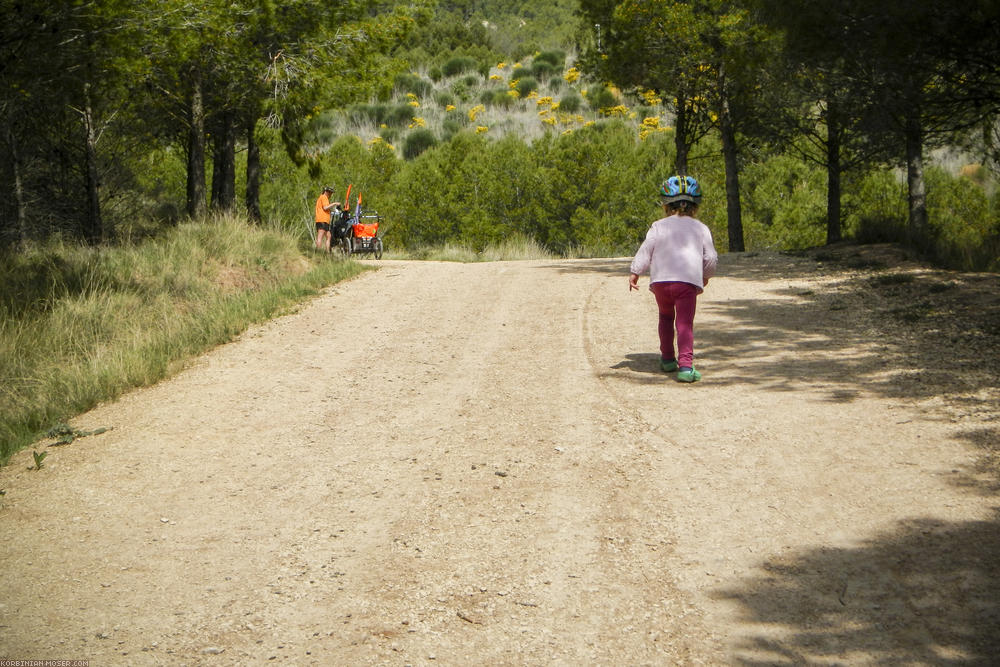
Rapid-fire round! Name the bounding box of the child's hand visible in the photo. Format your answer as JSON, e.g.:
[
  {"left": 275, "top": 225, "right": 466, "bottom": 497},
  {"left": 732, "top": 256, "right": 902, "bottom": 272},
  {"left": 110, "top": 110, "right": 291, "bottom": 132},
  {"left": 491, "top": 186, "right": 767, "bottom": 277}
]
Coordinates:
[{"left": 628, "top": 273, "right": 639, "bottom": 291}]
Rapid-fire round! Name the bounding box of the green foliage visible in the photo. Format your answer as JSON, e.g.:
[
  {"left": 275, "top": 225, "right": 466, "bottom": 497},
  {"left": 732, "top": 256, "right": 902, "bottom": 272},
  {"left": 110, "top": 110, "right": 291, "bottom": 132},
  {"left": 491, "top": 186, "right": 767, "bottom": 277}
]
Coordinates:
[
  {"left": 923, "top": 167, "right": 1000, "bottom": 270},
  {"left": 394, "top": 73, "right": 433, "bottom": 98},
  {"left": 434, "top": 90, "right": 457, "bottom": 107},
  {"left": 385, "top": 104, "right": 419, "bottom": 128},
  {"left": 403, "top": 129, "right": 439, "bottom": 160},
  {"left": 587, "top": 87, "right": 617, "bottom": 111},
  {"left": 531, "top": 61, "right": 557, "bottom": 81},
  {"left": 535, "top": 50, "right": 567, "bottom": 69},
  {"left": 742, "top": 155, "right": 827, "bottom": 250},
  {"left": 848, "top": 171, "right": 908, "bottom": 244},
  {"left": 558, "top": 92, "right": 583, "bottom": 113},
  {"left": 442, "top": 56, "right": 482, "bottom": 78},
  {"left": 514, "top": 77, "right": 539, "bottom": 97}
]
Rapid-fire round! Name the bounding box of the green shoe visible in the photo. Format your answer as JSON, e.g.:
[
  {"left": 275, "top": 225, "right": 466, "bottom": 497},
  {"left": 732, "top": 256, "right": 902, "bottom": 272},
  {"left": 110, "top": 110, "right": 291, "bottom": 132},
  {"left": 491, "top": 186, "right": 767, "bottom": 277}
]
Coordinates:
[
  {"left": 676, "top": 367, "right": 701, "bottom": 383},
  {"left": 660, "top": 358, "right": 679, "bottom": 373}
]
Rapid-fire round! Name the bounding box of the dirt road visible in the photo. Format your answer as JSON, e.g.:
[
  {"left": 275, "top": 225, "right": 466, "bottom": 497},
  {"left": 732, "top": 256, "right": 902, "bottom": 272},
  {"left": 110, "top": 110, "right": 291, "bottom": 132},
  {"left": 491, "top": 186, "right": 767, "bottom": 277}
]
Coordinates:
[{"left": 2, "top": 254, "right": 998, "bottom": 665}]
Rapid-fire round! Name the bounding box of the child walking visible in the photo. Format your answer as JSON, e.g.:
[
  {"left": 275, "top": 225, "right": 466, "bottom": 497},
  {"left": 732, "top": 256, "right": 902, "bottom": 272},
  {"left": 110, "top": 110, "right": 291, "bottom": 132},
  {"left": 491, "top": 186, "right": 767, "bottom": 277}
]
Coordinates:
[{"left": 629, "top": 175, "right": 718, "bottom": 382}]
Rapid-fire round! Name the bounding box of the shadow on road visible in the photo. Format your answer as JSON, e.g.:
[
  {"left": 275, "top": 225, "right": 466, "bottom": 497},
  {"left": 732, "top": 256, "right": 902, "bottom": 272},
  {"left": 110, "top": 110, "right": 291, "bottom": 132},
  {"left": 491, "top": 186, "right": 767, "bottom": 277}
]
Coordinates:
[
  {"left": 541, "top": 258, "right": 630, "bottom": 276},
  {"left": 716, "top": 512, "right": 1000, "bottom": 665},
  {"left": 607, "top": 248, "right": 1000, "bottom": 664}
]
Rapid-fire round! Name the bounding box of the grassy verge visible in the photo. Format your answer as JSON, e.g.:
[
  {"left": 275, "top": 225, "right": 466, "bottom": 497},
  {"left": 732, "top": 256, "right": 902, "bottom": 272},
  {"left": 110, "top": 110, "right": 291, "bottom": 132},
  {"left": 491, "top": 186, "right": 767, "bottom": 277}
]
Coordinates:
[
  {"left": 1, "top": 216, "right": 368, "bottom": 463},
  {"left": 385, "top": 234, "right": 557, "bottom": 262}
]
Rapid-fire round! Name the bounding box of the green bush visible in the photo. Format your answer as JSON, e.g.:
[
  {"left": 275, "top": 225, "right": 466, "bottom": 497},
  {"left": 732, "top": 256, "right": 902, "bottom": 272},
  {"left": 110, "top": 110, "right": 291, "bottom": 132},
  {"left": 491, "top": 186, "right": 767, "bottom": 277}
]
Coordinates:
[
  {"left": 481, "top": 89, "right": 515, "bottom": 109},
  {"left": 379, "top": 127, "right": 400, "bottom": 144},
  {"left": 348, "top": 103, "right": 386, "bottom": 126},
  {"left": 442, "top": 56, "right": 479, "bottom": 77},
  {"left": 394, "top": 72, "right": 432, "bottom": 98},
  {"left": 511, "top": 66, "right": 532, "bottom": 80},
  {"left": 924, "top": 166, "right": 1000, "bottom": 269},
  {"left": 848, "top": 170, "right": 907, "bottom": 244},
  {"left": 441, "top": 118, "right": 464, "bottom": 140},
  {"left": 385, "top": 104, "right": 417, "bottom": 128},
  {"left": 534, "top": 50, "right": 566, "bottom": 69},
  {"left": 558, "top": 92, "right": 582, "bottom": 113},
  {"left": 531, "top": 61, "right": 556, "bottom": 81},
  {"left": 587, "top": 87, "right": 617, "bottom": 111},
  {"left": 514, "top": 76, "right": 539, "bottom": 97},
  {"left": 742, "top": 154, "right": 826, "bottom": 250},
  {"left": 434, "top": 90, "right": 456, "bottom": 107},
  {"left": 403, "top": 129, "right": 439, "bottom": 160}
]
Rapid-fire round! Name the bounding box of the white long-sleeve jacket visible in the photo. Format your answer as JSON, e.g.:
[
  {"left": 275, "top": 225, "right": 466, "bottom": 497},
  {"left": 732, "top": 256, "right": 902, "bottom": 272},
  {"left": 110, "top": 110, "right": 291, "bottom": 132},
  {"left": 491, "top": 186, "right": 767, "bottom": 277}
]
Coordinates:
[{"left": 629, "top": 215, "right": 718, "bottom": 293}]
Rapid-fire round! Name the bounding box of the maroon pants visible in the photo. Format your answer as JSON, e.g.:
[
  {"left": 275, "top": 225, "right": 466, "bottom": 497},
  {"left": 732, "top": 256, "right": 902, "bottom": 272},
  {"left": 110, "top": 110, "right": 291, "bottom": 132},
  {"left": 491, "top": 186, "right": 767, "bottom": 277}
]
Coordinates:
[{"left": 650, "top": 281, "right": 699, "bottom": 368}]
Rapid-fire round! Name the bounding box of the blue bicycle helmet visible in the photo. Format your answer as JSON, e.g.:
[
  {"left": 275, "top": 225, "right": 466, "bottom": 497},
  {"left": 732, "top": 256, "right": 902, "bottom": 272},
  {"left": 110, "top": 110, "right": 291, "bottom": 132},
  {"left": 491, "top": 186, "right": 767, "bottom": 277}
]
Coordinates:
[{"left": 660, "top": 175, "right": 702, "bottom": 204}]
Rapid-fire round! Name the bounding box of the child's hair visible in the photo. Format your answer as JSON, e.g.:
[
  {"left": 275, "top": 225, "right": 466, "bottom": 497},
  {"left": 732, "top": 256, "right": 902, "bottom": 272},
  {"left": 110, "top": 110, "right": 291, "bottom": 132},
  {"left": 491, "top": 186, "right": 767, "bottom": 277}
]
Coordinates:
[{"left": 665, "top": 200, "right": 698, "bottom": 216}]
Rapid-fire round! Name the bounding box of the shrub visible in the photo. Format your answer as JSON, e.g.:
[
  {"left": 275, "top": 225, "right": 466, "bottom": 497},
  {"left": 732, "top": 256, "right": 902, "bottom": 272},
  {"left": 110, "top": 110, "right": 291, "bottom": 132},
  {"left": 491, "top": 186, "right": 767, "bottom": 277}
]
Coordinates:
[
  {"left": 348, "top": 103, "right": 386, "bottom": 126},
  {"left": 587, "top": 87, "right": 618, "bottom": 110},
  {"left": 514, "top": 76, "right": 539, "bottom": 97},
  {"left": 442, "top": 56, "right": 479, "bottom": 77},
  {"left": 441, "top": 119, "right": 464, "bottom": 140},
  {"left": 394, "top": 73, "right": 432, "bottom": 98},
  {"left": 531, "top": 61, "right": 556, "bottom": 81},
  {"left": 558, "top": 92, "right": 582, "bottom": 113},
  {"left": 434, "top": 90, "right": 456, "bottom": 107},
  {"left": 511, "top": 66, "right": 532, "bottom": 80},
  {"left": 403, "top": 129, "right": 438, "bottom": 160},
  {"left": 379, "top": 127, "right": 400, "bottom": 144},
  {"left": 384, "top": 104, "right": 416, "bottom": 128},
  {"left": 534, "top": 50, "right": 566, "bottom": 69}
]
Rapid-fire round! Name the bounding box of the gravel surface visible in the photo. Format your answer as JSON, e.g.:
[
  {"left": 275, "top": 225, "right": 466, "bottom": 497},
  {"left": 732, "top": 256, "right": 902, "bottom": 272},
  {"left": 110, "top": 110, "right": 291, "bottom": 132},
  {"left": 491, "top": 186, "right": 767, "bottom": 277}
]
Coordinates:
[{"left": 2, "top": 250, "right": 997, "bottom": 665}]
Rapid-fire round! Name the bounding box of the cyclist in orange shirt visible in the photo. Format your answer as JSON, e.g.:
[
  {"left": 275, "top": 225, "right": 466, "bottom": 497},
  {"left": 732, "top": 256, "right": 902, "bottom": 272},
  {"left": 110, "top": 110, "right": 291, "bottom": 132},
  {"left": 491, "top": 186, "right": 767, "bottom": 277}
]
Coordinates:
[{"left": 314, "top": 185, "right": 341, "bottom": 253}]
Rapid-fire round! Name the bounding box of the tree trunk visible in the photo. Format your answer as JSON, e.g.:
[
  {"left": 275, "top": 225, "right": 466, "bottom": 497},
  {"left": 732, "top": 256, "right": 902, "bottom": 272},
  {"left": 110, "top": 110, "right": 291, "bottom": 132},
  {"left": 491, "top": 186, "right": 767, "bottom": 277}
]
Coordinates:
[
  {"left": 674, "top": 96, "right": 690, "bottom": 175},
  {"left": 825, "top": 96, "right": 842, "bottom": 244},
  {"left": 245, "top": 116, "right": 261, "bottom": 223},
  {"left": 212, "top": 110, "right": 237, "bottom": 212},
  {"left": 6, "top": 123, "right": 28, "bottom": 244},
  {"left": 82, "top": 82, "right": 104, "bottom": 244},
  {"left": 904, "top": 112, "right": 928, "bottom": 247},
  {"left": 186, "top": 72, "right": 207, "bottom": 219},
  {"left": 718, "top": 91, "right": 744, "bottom": 252}
]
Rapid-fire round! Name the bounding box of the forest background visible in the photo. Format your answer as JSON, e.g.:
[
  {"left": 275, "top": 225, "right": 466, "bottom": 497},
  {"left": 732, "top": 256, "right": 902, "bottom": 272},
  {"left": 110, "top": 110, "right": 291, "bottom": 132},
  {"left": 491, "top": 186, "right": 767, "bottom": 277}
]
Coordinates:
[
  {"left": 3, "top": 0, "right": 999, "bottom": 265},
  {"left": 1, "top": 0, "right": 999, "bottom": 458}
]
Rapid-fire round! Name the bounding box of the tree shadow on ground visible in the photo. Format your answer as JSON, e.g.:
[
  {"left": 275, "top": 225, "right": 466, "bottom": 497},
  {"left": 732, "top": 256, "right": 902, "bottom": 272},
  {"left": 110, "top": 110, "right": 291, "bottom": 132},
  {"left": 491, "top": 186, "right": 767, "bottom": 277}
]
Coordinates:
[
  {"left": 541, "top": 258, "right": 630, "bottom": 276},
  {"left": 609, "top": 249, "right": 1000, "bottom": 411},
  {"left": 716, "top": 512, "right": 1000, "bottom": 666},
  {"left": 672, "top": 248, "right": 1000, "bottom": 666}
]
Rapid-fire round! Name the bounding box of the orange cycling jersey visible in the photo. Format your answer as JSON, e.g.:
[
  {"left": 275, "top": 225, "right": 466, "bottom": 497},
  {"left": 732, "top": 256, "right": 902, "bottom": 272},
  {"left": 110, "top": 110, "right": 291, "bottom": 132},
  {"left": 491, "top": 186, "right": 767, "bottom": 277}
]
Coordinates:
[{"left": 315, "top": 193, "right": 332, "bottom": 223}]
